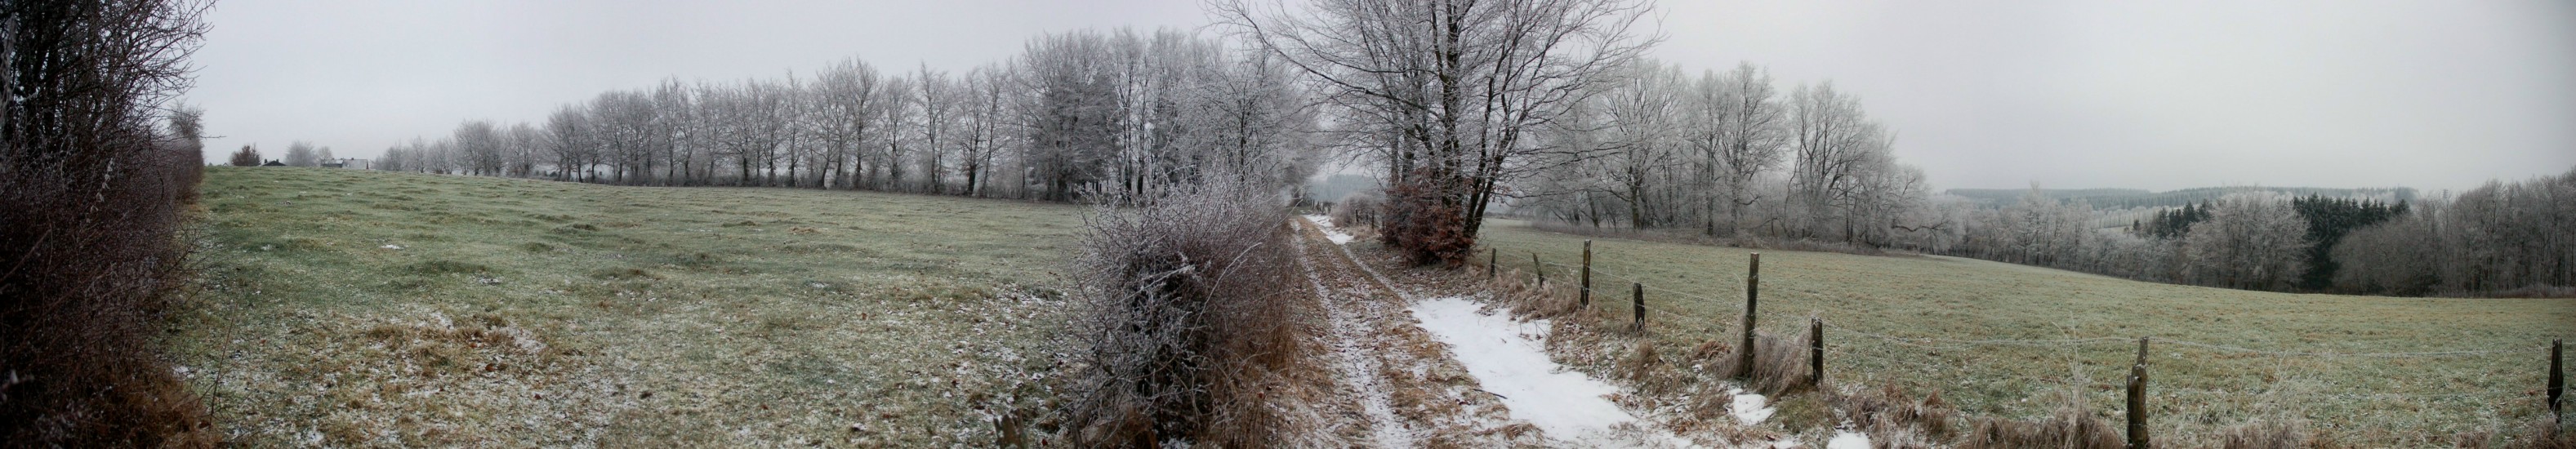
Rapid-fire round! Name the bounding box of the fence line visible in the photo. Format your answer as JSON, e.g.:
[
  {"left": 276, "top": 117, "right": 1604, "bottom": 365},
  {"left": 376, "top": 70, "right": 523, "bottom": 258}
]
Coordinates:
[
  {"left": 1510, "top": 251, "right": 2547, "bottom": 358},
  {"left": 1479, "top": 242, "right": 2565, "bottom": 442}
]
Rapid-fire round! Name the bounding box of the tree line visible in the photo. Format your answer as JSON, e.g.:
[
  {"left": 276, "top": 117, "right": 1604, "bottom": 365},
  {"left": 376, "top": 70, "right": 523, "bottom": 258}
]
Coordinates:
[
  {"left": 1504, "top": 61, "right": 1943, "bottom": 251},
  {"left": 372, "top": 28, "right": 1322, "bottom": 202},
  {"left": 359, "top": 0, "right": 2567, "bottom": 297},
  {"left": 1946, "top": 171, "right": 2574, "bottom": 296}
]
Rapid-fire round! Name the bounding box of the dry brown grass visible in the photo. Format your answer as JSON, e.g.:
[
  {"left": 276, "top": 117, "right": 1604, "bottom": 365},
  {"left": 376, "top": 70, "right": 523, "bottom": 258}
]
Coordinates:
[
  {"left": 1832, "top": 384, "right": 1960, "bottom": 442},
  {"left": 2211, "top": 419, "right": 2310, "bottom": 449},
  {"left": 1956, "top": 406, "right": 2124, "bottom": 449},
  {"left": 1723, "top": 330, "right": 1815, "bottom": 396},
  {"left": 2501, "top": 420, "right": 2574, "bottom": 449}
]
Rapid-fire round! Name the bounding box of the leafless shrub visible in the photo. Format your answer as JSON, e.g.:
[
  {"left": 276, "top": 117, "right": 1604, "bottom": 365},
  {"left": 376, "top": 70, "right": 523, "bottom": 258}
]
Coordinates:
[
  {"left": 2, "top": 0, "right": 216, "bottom": 446},
  {"left": 1056, "top": 175, "right": 1308, "bottom": 447}
]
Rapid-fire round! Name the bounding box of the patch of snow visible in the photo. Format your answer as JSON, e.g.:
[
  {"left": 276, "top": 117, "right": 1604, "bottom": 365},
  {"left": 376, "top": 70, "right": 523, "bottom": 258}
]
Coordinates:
[
  {"left": 381, "top": 244, "right": 403, "bottom": 250},
  {"left": 1408, "top": 296, "right": 1677, "bottom": 444},
  {"left": 1301, "top": 215, "right": 1356, "bottom": 244},
  {"left": 1826, "top": 430, "right": 1871, "bottom": 449},
  {"left": 1730, "top": 387, "right": 1775, "bottom": 425}
]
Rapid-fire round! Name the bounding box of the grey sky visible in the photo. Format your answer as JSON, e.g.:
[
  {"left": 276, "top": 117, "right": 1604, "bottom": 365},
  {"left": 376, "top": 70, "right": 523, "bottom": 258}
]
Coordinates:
[{"left": 191, "top": 0, "right": 2575, "bottom": 192}]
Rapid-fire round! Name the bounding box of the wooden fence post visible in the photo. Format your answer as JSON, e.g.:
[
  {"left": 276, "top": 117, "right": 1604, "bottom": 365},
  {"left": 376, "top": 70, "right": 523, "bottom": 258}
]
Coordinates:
[
  {"left": 1489, "top": 248, "right": 1498, "bottom": 281},
  {"left": 2128, "top": 336, "right": 2150, "bottom": 449},
  {"left": 1631, "top": 282, "right": 1644, "bottom": 332},
  {"left": 1580, "top": 240, "right": 1593, "bottom": 308},
  {"left": 1813, "top": 317, "right": 1834, "bottom": 387},
  {"left": 1739, "top": 253, "right": 1759, "bottom": 379},
  {"left": 2551, "top": 339, "right": 2563, "bottom": 423},
  {"left": 1809, "top": 317, "right": 1823, "bottom": 389}
]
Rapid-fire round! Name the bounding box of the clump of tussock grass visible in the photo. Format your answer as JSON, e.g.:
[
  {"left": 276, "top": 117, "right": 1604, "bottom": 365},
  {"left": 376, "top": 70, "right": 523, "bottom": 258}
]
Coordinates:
[
  {"left": 1850, "top": 385, "right": 1959, "bottom": 441},
  {"left": 2497, "top": 419, "right": 2574, "bottom": 449},
  {"left": 586, "top": 268, "right": 657, "bottom": 280},
  {"left": 1957, "top": 402, "right": 2124, "bottom": 449},
  {"left": 1055, "top": 176, "right": 1313, "bottom": 447},
  {"left": 2211, "top": 418, "right": 2310, "bottom": 449},
  {"left": 1725, "top": 329, "right": 1814, "bottom": 395},
  {"left": 778, "top": 242, "right": 858, "bottom": 254},
  {"left": 1483, "top": 265, "right": 1584, "bottom": 318},
  {"left": 405, "top": 260, "right": 493, "bottom": 276}
]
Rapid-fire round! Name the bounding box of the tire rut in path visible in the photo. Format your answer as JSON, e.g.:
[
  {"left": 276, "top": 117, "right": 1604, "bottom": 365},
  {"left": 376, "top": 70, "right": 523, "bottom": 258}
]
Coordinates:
[{"left": 1291, "top": 217, "right": 1531, "bottom": 447}]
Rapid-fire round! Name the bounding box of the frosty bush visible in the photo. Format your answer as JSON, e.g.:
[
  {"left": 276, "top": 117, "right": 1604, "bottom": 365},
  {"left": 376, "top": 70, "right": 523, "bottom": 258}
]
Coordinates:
[{"left": 1058, "top": 174, "right": 1304, "bottom": 447}]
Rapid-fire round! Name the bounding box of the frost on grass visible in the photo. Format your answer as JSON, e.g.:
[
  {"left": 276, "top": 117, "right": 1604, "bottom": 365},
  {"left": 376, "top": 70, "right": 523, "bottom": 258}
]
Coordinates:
[{"left": 1406, "top": 296, "right": 1693, "bottom": 446}]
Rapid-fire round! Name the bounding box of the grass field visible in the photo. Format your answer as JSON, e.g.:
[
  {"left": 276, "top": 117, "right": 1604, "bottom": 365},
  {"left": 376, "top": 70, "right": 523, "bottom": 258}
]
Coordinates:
[
  {"left": 172, "top": 167, "right": 1084, "bottom": 447},
  {"left": 168, "top": 167, "right": 2567, "bottom": 447},
  {"left": 1473, "top": 220, "right": 2573, "bottom": 446}
]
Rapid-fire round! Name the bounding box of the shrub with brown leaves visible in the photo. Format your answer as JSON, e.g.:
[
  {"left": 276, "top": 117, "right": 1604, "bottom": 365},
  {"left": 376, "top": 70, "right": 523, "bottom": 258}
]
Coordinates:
[{"left": 1380, "top": 171, "right": 1475, "bottom": 265}]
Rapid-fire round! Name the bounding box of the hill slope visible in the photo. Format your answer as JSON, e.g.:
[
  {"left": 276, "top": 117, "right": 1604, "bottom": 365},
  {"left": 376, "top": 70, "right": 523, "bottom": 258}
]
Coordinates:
[
  {"left": 174, "top": 167, "right": 1084, "bottom": 446},
  {"left": 1471, "top": 219, "right": 2569, "bottom": 445}
]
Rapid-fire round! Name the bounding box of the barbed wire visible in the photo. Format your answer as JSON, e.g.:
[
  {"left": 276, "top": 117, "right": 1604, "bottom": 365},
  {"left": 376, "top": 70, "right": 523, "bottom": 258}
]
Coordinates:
[{"left": 2154, "top": 339, "right": 2538, "bottom": 358}]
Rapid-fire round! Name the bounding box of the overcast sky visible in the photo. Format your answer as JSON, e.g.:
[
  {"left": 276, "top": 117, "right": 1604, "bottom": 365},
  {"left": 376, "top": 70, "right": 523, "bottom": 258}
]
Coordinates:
[{"left": 190, "top": 0, "right": 2575, "bottom": 192}]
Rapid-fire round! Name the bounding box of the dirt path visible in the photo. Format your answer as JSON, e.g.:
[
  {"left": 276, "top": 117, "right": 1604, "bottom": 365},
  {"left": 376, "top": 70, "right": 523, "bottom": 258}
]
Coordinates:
[
  {"left": 1293, "top": 217, "right": 1712, "bottom": 448},
  {"left": 1293, "top": 218, "right": 1536, "bottom": 447}
]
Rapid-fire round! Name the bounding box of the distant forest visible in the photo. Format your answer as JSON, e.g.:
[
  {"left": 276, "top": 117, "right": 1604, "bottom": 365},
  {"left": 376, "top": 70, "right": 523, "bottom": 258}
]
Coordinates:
[
  {"left": 1945, "top": 186, "right": 2418, "bottom": 210},
  {"left": 1941, "top": 175, "right": 2573, "bottom": 297}
]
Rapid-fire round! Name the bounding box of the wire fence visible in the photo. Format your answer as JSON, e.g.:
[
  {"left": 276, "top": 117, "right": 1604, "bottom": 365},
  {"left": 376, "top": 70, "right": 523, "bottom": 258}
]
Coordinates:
[{"left": 1479, "top": 243, "right": 2565, "bottom": 441}]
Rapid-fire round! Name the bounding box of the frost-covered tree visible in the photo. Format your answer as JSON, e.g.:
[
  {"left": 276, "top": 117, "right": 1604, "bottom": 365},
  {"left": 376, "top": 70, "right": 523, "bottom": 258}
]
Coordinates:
[
  {"left": 2181, "top": 193, "right": 2311, "bottom": 290},
  {"left": 281, "top": 141, "right": 319, "bottom": 167},
  {"left": 1215, "top": 0, "right": 1656, "bottom": 264}
]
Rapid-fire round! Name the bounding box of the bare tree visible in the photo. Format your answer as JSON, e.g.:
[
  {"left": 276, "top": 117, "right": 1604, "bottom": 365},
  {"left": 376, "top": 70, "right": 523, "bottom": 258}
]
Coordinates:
[
  {"left": 1785, "top": 81, "right": 1893, "bottom": 242},
  {"left": 546, "top": 104, "right": 595, "bottom": 181},
  {"left": 1700, "top": 64, "right": 1789, "bottom": 236},
  {"left": 1216, "top": 0, "right": 1656, "bottom": 264},
  {"left": 1023, "top": 30, "right": 1121, "bottom": 202},
  {"left": 915, "top": 64, "right": 957, "bottom": 193},
  {"left": 2182, "top": 192, "right": 2311, "bottom": 290},
  {"left": 956, "top": 63, "right": 1016, "bottom": 197},
  {"left": 811, "top": 58, "right": 886, "bottom": 190},
  {"left": 282, "top": 140, "right": 319, "bottom": 167},
  {"left": 503, "top": 122, "right": 544, "bottom": 177},
  {"left": 453, "top": 120, "right": 503, "bottom": 176}
]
